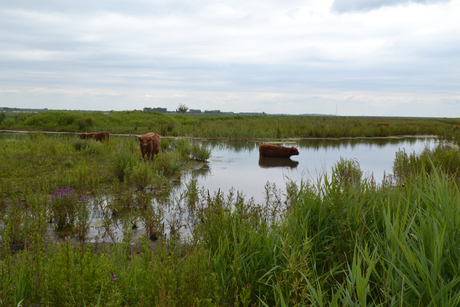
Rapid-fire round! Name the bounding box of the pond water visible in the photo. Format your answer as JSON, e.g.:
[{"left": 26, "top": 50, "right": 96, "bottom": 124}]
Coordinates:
[
  {"left": 183, "top": 137, "right": 437, "bottom": 205},
  {"left": 0, "top": 132, "right": 440, "bottom": 244}
]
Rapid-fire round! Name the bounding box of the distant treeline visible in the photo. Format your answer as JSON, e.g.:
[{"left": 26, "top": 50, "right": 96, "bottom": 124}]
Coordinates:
[{"left": 0, "top": 110, "right": 459, "bottom": 140}]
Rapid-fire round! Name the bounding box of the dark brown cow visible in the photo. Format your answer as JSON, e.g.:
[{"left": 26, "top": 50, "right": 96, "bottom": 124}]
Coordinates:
[
  {"left": 259, "top": 144, "right": 299, "bottom": 158},
  {"left": 453, "top": 126, "right": 459, "bottom": 131},
  {"left": 79, "top": 132, "right": 110, "bottom": 141},
  {"left": 138, "top": 132, "right": 161, "bottom": 161},
  {"left": 377, "top": 123, "right": 390, "bottom": 127},
  {"left": 80, "top": 133, "right": 93, "bottom": 139},
  {"left": 92, "top": 132, "right": 110, "bottom": 141}
]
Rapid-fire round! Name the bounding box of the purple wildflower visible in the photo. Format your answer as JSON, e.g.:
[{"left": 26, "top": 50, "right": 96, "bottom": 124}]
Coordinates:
[
  {"left": 81, "top": 195, "right": 85, "bottom": 202},
  {"left": 246, "top": 284, "right": 251, "bottom": 290},
  {"left": 344, "top": 169, "right": 348, "bottom": 179},
  {"left": 383, "top": 170, "right": 386, "bottom": 181},
  {"left": 111, "top": 271, "right": 117, "bottom": 281},
  {"left": 65, "top": 236, "right": 69, "bottom": 243}
]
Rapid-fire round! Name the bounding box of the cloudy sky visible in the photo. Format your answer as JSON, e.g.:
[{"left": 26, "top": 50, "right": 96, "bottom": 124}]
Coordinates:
[{"left": 0, "top": 0, "right": 459, "bottom": 116}]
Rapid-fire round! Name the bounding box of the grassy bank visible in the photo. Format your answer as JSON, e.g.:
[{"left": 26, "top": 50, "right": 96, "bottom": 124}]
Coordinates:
[
  {"left": 1, "top": 110, "right": 460, "bottom": 140},
  {"left": 1, "top": 131, "right": 460, "bottom": 305}
]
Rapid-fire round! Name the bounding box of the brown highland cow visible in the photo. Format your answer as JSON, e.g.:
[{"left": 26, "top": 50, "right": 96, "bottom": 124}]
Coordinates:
[
  {"left": 79, "top": 132, "right": 110, "bottom": 141},
  {"left": 453, "top": 126, "right": 459, "bottom": 131},
  {"left": 138, "top": 132, "right": 161, "bottom": 161},
  {"left": 259, "top": 144, "right": 299, "bottom": 158},
  {"left": 376, "top": 123, "right": 390, "bottom": 127}
]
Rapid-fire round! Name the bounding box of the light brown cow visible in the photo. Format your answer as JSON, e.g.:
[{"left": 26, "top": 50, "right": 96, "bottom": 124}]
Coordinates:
[
  {"left": 377, "top": 123, "right": 390, "bottom": 127},
  {"left": 259, "top": 144, "right": 299, "bottom": 158},
  {"left": 79, "top": 132, "right": 110, "bottom": 141},
  {"left": 138, "top": 132, "right": 161, "bottom": 161}
]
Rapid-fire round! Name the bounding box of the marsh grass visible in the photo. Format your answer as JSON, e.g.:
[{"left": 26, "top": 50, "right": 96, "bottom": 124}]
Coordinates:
[
  {"left": 2, "top": 131, "right": 460, "bottom": 305},
  {"left": 2, "top": 110, "right": 460, "bottom": 141}
]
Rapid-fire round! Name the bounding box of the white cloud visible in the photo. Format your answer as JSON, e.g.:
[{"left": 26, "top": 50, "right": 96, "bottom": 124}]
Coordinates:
[
  {"left": 0, "top": 0, "right": 459, "bottom": 116},
  {"left": 330, "top": 0, "right": 450, "bottom": 13}
]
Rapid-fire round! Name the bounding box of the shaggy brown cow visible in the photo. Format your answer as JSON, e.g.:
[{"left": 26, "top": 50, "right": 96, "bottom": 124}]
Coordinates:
[
  {"left": 138, "top": 132, "right": 161, "bottom": 161},
  {"left": 79, "top": 133, "right": 93, "bottom": 139},
  {"left": 79, "top": 132, "right": 110, "bottom": 141},
  {"left": 453, "top": 126, "right": 459, "bottom": 131},
  {"left": 259, "top": 144, "right": 299, "bottom": 158},
  {"left": 92, "top": 132, "right": 110, "bottom": 141},
  {"left": 377, "top": 123, "right": 390, "bottom": 127}
]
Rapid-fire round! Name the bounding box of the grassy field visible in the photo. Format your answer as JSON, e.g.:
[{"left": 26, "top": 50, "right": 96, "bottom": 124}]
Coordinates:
[
  {"left": 1, "top": 110, "right": 460, "bottom": 140},
  {"left": 1, "top": 111, "right": 460, "bottom": 306}
]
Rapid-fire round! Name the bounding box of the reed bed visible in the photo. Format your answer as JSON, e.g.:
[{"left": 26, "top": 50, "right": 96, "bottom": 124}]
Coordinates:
[
  {"left": 2, "top": 110, "right": 460, "bottom": 140},
  {"left": 1, "top": 129, "right": 460, "bottom": 305}
]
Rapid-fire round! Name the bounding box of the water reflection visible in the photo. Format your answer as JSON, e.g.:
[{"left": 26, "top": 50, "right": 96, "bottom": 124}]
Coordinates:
[
  {"left": 189, "top": 137, "right": 437, "bottom": 207},
  {"left": 258, "top": 157, "right": 299, "bottom": 169}
]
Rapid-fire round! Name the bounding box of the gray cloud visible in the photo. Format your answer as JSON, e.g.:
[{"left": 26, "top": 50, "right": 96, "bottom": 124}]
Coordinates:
[
  {"left": 0, "top": 0, "right": 459, "bottom": 116},
  {"left": 331, "top": 0, "right": 450, "bottom": 13}
]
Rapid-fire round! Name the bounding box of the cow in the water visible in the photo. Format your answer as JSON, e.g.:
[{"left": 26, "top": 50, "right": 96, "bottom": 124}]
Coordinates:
[{"left": 259, "top": 144, "right": 299, "bottom": 158}]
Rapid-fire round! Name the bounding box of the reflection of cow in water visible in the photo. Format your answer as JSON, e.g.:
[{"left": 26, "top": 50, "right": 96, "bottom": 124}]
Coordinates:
[
  {"left": 259, "top": 144, "right": 299, "bottom": 158},
  {"left": 259, "top": 157, "right": 299, "bottom": 169},
  {"left": 80, "top": 132, "right": 110, "bottom": 141}
]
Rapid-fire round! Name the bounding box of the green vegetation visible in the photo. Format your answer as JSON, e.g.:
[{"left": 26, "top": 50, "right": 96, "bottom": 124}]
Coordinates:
[
  {"left": 1, "top": 110, "right": 460, "bottom": 140},
  {"left": 1, "top": 128, "right": 460, "bottom": 305}
]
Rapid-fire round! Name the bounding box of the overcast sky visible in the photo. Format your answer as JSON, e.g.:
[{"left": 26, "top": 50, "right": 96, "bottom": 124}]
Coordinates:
[{"left": 0, "top": 0, "right": 459, "bottom": 116}]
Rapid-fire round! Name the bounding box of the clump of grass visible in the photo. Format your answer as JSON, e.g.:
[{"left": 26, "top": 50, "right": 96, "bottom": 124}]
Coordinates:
[
  {"left": 112, "top": 147, "right": 137, "bottom": 183},
  {"left": 192, "top": 143, "right": 211, "bottom": 161},
  {"left": 332, "top": 157, "right": 363, "bottom": 187},
  {"left": 393, "top": 144, "right": 460, "bottom": 185},
  {"left": 49, "top": 186, "right": 87, "bottom": 233},
  {"left": 152, "top": 151, "right": 183, "bottom": 177},
  {"left": 127, "top": 161, "right": 154, "bottom": 191}
]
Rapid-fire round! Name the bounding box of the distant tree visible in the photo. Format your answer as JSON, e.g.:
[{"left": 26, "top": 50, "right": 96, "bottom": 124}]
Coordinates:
[{"left": 177, "top": 104, "right": 189, "bottom": 113}]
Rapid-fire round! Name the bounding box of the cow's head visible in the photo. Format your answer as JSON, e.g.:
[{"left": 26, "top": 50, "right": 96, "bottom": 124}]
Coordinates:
[
  {"left": 291, "top": 147, "right": 299, "bottom": 156},
  {"left": 138, "top": 135, "right": 154, "bottom": 149}
]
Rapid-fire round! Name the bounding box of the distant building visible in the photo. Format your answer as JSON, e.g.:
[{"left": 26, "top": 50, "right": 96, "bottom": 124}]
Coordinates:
[
  {"left": 239, "top": 112, "right": 265, "bottom": 115},
  {"left": 189, "top": 109, "right": 201, "bottom": 114},
  {"left": 144, "top": 107, "right": 167, "bottom": 113},
  {"left": 204, "top": 110, "right": 221, "bottom": 114}
]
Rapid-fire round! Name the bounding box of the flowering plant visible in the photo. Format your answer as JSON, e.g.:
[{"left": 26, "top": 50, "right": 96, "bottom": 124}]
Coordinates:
[{"left": 50, "top": 186, "right": 86, "bottom": 232}]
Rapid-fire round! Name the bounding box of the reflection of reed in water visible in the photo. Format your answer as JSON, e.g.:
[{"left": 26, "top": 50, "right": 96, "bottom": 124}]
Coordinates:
[{"left": 258, "top": 157, "right": 299, "bottom": 169}]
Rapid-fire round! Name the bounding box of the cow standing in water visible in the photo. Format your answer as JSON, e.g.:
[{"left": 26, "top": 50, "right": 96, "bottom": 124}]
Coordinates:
[
  {"left": 138, "top": 133, "right": 161, "bottom": 161},
  {"left": 259, "top": 144, "right": 299, "bottom": 158}
]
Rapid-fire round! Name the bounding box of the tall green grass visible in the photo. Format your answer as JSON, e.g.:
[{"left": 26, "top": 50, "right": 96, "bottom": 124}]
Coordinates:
[
  {"left": 2, "top": 110, "right": 459, "bottom": 140},
  {"left": 1, "top": 134, "right": 460, "bottom": 305}
]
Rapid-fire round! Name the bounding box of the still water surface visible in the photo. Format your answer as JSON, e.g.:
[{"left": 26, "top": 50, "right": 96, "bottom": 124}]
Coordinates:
[{"left": 185, "top": 137, "right": 437, "bottom": 205}]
